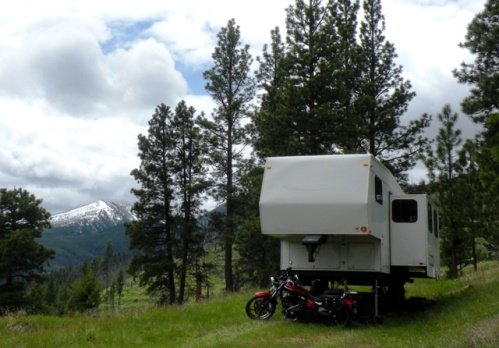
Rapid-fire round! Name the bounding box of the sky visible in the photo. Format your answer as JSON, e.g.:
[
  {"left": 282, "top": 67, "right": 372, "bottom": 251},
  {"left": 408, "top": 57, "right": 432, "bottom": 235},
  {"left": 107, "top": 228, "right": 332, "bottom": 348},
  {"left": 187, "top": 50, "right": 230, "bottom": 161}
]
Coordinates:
[{"left": 0, "top": 0, "right": 486, "bottom": 214}]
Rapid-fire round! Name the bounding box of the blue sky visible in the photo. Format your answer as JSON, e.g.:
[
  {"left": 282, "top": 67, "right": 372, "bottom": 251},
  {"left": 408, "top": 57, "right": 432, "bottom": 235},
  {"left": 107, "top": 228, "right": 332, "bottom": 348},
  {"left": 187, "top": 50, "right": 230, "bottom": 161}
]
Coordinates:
[
  {"left": 0, "top": 0, "right": 485, "bottom": 213},
  {"left": 102, "top": 19, "right": 158, "bottom": 54}
]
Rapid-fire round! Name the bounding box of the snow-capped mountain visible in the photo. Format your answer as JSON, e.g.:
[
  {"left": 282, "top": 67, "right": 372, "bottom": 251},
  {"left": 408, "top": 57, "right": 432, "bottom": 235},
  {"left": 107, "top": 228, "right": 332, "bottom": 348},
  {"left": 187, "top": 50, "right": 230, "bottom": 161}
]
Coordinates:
[
  {"left": 40, "top": 201, "right": 135, "bottom": 268},
  {"left": 50, "top": 200, "right": 136, "bottom": 233}
]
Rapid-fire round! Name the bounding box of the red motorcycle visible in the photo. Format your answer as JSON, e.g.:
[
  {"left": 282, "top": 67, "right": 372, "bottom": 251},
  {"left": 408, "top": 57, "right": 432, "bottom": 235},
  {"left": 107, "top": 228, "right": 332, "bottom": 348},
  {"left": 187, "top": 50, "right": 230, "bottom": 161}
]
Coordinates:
[{"left": 245, "top": 268, "right": 357, "bottom": 326}]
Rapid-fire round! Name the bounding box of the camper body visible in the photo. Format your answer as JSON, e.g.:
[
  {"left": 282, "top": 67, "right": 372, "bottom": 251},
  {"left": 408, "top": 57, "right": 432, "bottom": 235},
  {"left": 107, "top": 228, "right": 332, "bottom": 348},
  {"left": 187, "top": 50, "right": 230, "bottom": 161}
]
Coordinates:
[{"left": 260, "top": 154, "right": 440, "bottom": 286}]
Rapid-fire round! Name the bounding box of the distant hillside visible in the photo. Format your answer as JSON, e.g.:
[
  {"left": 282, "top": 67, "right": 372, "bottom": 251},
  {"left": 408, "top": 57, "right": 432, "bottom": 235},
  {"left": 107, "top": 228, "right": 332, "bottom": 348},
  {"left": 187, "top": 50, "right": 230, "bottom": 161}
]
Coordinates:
[
  {"left": 40, "top": 201, "right": 135, "bottom": 269},
  {"left": 39, "top": 200, "right": 221, "bottom": 269}
]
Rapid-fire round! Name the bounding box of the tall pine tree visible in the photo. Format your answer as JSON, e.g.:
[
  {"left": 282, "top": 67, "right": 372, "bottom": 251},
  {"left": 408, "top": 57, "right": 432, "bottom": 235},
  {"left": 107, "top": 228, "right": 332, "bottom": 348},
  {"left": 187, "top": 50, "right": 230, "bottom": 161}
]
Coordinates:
[
  {"left": 280, "top": 0, "right": 338, "bottom": 154},
  {"left": 171, "top": 101, "right": 207, "bottom": 303},
  {"left": 357, "top": 0, "right": 429, "bottom": 178},
  {"left": 324, "top": 0, "right": 364, "bottom": 152},
  {"left": 128, "top": 100, "right": 208, "bottom": 304},
  {"left": 253, "top": 26, "right": 288, "bottom": 158},
  {"left": 455, "top": 139, "right": 490, "bottom": 271},
  {"left": 423, "top": 105, "right": 464, "bottom": 278},
  {"left": 480, "top": 115, "right": 499, "bottom": 254},
  {"left": 200, "top": 19, "right": 255, "bottom": 292},
  {"left": 453, "top": 0, "right": 499, "bottom": 255},
  {"left": 254, "top": 0, "right": 359, "bottom": 156},
  {"left": 127, "top": 104, "right": 177, "bottom": 305}
]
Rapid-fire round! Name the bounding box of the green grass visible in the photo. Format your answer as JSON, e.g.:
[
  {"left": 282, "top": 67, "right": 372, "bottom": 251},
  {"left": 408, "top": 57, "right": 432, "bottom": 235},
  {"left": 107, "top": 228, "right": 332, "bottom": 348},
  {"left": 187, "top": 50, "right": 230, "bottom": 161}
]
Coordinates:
[{"left": 1, "top": 262, "right": 498, "bottom": 348}]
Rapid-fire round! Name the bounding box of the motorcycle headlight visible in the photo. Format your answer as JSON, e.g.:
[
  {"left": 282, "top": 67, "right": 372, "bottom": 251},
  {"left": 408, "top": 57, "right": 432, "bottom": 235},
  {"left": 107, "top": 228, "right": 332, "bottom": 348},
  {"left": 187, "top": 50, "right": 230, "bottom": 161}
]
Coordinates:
[{"left": 270, "top": 276, "right": 275, "bottom": 282}]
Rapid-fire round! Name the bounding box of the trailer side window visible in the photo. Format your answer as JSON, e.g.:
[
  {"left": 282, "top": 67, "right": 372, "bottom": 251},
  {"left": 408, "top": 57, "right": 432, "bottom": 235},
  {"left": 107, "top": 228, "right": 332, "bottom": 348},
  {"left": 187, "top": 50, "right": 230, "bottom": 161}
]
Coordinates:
[
  {"left": 392, "top": 199, "right": 418, "bottom": 223},
  {"left": 428, "top": 203, "right": 433, "bottom": 234},
  {"left": 375, "top": 176, "right": 383, "bottom": 204}
]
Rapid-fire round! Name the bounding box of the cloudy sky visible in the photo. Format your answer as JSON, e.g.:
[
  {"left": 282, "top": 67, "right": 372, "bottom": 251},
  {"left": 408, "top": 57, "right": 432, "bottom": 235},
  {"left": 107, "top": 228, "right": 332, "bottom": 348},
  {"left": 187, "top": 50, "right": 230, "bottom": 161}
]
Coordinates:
[{"left": 0, "top": 0, "right": 485, "bottom": 213}]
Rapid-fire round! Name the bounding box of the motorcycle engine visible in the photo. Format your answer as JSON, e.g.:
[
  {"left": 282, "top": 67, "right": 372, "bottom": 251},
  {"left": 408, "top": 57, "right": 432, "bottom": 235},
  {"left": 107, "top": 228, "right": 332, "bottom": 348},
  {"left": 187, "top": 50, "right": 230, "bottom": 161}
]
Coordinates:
[
  {"left": 322, "top": 294, "right": 343, "bottom": 312},
  {"left": 281, "top": 291, "right": 303, "bottom": 318},
  {"left": 283, "top": 304, "right": 303, "bottom": 319}
]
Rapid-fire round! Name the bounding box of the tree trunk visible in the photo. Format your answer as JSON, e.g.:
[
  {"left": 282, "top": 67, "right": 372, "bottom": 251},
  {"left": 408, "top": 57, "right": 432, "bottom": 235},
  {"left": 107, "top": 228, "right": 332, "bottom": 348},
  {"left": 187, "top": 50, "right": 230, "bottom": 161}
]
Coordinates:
[
  {"left": 225, "top": 119, "right": 234, "bottom": 292},
  {"left": 449, "top": 239, "right": 458, "bottom": 278},
  {"left": 195, "top": 267, "right": 203, "bottom": 302},
  {"left": 165, "top": 217, "right": 176, "bottom": 305},
  {"left": 225, "top": 185, "right": 234, "bottom": 292},
  {"left": 178, "top": 237, "right": 189, "bottom": 304},
  {"left": 471, "top": 236, "right": 477, "bottom": 272}
]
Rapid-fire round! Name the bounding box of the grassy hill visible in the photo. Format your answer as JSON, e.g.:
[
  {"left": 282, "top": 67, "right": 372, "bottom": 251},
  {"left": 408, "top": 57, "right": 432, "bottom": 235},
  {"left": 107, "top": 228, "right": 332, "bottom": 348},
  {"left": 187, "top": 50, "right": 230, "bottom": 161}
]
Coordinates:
[{"left": 1, "top": 262, "right": 498, "bottom": 347}]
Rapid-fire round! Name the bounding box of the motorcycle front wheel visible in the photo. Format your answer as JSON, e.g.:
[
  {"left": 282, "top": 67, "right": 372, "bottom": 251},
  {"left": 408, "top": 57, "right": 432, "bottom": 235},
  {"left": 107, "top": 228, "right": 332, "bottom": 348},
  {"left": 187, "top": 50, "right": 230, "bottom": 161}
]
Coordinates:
[{"left": 245, "top": 295, "right": 276, "bottom": 320}]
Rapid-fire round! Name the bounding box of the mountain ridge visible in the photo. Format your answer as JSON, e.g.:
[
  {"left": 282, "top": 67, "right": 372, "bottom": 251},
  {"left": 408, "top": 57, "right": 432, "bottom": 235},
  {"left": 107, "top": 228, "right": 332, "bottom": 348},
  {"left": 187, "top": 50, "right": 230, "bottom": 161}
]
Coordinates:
[
  {"left": 41, "top": 200, "right": 136, "bottom": 268},
  {"left": 50, "top": 200, "right": 136, "bottom": 234}
]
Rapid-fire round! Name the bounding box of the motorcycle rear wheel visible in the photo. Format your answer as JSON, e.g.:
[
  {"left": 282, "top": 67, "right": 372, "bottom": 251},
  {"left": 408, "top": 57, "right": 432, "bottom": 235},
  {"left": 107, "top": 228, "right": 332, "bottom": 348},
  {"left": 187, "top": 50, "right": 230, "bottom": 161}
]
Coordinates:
[
  {"left": 245, "top": 295, "right": 276, "bottom": 320},
  {"left": 331, "top": 308, "right": 352, "bottom": 327}
]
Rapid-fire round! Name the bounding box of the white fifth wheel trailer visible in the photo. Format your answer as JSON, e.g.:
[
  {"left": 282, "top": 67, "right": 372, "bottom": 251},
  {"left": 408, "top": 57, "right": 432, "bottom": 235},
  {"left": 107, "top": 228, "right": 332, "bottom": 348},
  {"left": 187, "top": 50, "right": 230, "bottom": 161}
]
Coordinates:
[{"left": 259, "top": 154, "right": 440, "bottom": 296}]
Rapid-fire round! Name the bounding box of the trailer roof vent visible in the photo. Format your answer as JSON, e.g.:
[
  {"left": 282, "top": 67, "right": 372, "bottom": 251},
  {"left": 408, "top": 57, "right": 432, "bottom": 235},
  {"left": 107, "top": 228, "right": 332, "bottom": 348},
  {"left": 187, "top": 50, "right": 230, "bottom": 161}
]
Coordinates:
[{"left": 302, "top": 234, "right": 327, "bottom": 262}]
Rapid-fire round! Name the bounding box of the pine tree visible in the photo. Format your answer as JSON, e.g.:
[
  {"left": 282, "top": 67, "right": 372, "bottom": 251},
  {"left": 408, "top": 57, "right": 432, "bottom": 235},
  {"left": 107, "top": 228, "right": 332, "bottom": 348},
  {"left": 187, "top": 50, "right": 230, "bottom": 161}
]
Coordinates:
[
  {"left": 108, "top": 281, "right": 116, "bottom": 309},
  {"left": 423, "top": 105, "right": 464, "bottom": 278},
  {"left": 254, "top": 0, "right": 426, "bottom": 166},
  {"left": 101, "top": 241, "right": 113, "bottom": 293},
  {"left": 128, "top": 100, "right": 206, "bottom": 304},
  {"left": 253, "top": 26, "right": 288, "bottom": 158},
  {"left": 453, "top": 0, "right": 499, "bottom": 123},
  {"left": 480, "top": 115, "right": 499, "bottom": 253},
  {"left": 127, "top": 104, "right": 177, "bottom": 305},
  {"left": 280, "top": 0, "right": 337, "bottom": 154},
  {"left": 0, "top": 188, "right": 54, "bottom": 312},
  {"left": 67, "top": 262, "right": 101, "bottom": 312},
  {"left": 324, "top": 0, "right": 364, "bottom": 152},
  {"left": 453, "top": 0, "right": 499, "bottom": 255},
  {"left": 171, "top": 101, "right": 207, "bottom": 303},
  {"left": 254, "top": 0, "right": 359, "bottom": 157},
  {"left": 357, "top": 0, "right": 429, "bottom": 178},
  {"left": 116, "top": 270, "right": 124, "bottom": 307},
  {"left": 456, "top": 139, "right": 490, "bottom": 271},
  {"left": 44, "top": 276, "right": 58, "bottom": 313},
  {"left": 200, "top": 18, "right": 255, "bottom": 292}
]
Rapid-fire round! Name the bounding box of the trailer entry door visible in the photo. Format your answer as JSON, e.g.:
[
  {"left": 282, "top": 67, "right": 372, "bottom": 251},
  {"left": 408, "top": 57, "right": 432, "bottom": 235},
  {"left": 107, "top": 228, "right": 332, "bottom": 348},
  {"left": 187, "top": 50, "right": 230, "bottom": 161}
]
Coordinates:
[{"left": 390, "top": 195, "right": 427, "bottom": 267}]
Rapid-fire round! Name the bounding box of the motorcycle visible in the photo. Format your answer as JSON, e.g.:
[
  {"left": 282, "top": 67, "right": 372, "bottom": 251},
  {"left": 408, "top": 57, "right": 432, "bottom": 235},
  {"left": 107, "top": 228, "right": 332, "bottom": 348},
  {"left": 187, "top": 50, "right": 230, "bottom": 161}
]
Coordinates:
[{"left": 245, "top": 268, "right": 357, "bottom": 326}]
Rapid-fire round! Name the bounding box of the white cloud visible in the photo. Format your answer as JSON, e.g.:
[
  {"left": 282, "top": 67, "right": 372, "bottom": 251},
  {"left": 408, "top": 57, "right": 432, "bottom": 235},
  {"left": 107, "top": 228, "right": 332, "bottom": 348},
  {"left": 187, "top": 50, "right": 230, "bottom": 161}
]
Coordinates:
[
  {"left": 106, "top": 38, "right": 187, "bottom": 113},
  {"left": 0, "top": 13, "right": 187, "bottom": 120},
  {"left": 0, "top": 97, "right": 143, "bottom": 212}
]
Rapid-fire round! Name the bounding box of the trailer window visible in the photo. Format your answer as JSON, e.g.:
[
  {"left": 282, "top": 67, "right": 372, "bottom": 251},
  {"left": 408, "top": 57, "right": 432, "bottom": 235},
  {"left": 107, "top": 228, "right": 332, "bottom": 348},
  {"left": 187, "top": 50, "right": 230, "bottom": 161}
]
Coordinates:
[
  {"left": 375, "top": 176, "right": 383, "bottom": 204},
  {"left": 392, "top": 199, "right": 418, "bottom": 223},
  {"left": 428, "top": 203, "right": 433, "bottom": 234}
]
